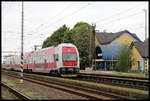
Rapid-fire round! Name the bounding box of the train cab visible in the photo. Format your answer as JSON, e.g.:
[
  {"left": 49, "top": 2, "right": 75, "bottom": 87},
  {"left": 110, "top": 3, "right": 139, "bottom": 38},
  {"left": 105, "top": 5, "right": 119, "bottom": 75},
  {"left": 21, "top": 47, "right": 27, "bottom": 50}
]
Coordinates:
[{"left": 57, "top": 43, "right": 80, "bottom": 77}]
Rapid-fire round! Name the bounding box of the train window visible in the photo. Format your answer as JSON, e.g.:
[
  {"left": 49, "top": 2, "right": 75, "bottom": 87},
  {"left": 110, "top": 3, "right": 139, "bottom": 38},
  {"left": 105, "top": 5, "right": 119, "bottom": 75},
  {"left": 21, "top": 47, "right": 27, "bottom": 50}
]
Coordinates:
[
  {"left": 49, "top": 54, "right": 51, "bottom": 62},
  {"left": 42, "top": 56, "right": 43, "bottom": 63},
  {"left": 29, "top": 58, "right": 30, "bottom": 63},
  {"left": 27, "top": 58, "right": 29, "bottom": 63},
  {"left": 40, "top": 56, "right": 42, "bottom": 63},
  {"left": 62, "top": 53, "right": 77, "bottom": 61},
  {"left": 42, "top": 55, "right": 44, "bottom": 62},
  {"left": 33, "top": 57, "right": 34, "bottom": 63},
  {"left": 36, "top": 56, "right": 39, "bottom": 63},
  {"left": 36, "top": 56, "right": 38, "bottom": 63},
  {"left": 39, "top": 56, "right": 41, "bottom": 63},
  {"left": 46, "top": 55, "right": 49, "bottom": 62},
  {"left": 42, "top": 56, "right": 44, "bottom": 62},
  {"left": 24, "top": 59, "right": 26, "bottom": 64},
  {"left": 38, "top": 56, "right": 41, "bottom": 63}
]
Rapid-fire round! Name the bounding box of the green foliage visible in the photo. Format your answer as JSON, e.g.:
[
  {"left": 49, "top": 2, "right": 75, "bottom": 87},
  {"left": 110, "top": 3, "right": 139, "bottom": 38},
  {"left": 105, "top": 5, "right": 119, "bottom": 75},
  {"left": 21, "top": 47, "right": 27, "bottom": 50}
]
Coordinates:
[
  {"left": 115, "top": 45, "right": 133, "bottom": 72},
  {"left": 73, "top": 22, "right": 89, "bottom": 29},
  {"left": 63, "top": 29, "right": 75, "bottom": 43},
  {"left": 42, "top": 21, "right": 93, "bottom": 67},
  {"left": 42, "top": 24, "right": 69, "bottom": 48},
  {"left": 73, "top": 22, "right": 92, "bottom": 65}
]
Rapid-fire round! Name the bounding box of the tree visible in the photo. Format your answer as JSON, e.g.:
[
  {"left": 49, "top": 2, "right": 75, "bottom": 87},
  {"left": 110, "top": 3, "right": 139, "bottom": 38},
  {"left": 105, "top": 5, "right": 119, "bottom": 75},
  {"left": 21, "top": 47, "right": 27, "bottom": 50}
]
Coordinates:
[
  {"left": 115, "top": 44, "right": 133, "bottom": 72},
  {"left": 63, "top": 29, "right": 75, "bottom": 43},
  {"left": 42, "top": 21, "right": 93, "bottom": 69},
  {"left": 42, "top": 24, "right": 69, "bottom": 48},
  {"left": 73, "top": 22, "right": 93, "bottom": 67}
]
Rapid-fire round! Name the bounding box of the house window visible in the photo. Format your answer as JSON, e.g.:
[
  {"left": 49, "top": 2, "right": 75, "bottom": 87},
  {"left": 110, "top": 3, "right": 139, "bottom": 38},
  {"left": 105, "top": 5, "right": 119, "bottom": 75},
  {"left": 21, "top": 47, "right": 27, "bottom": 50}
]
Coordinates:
[{"left": 138, "top": 61, "right": 140, "bottom": 67}]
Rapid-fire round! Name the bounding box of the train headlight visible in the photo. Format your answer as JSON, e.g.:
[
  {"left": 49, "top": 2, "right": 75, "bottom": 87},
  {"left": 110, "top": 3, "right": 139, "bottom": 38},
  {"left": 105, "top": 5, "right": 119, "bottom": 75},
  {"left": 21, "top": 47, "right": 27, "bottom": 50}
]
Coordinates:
[
  {"left": 75, "top": 69, "right": 79, "bottom": 72},
  {"left": 68, "top": 68, "right": 73, "bottom": 71}
]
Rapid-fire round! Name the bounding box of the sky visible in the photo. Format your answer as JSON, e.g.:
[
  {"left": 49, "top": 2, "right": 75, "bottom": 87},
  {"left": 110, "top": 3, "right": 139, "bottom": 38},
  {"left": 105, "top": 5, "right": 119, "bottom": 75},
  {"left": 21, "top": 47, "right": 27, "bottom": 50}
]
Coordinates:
[{"left": 2, "top": 1, "right": 149, "bottom": 61}]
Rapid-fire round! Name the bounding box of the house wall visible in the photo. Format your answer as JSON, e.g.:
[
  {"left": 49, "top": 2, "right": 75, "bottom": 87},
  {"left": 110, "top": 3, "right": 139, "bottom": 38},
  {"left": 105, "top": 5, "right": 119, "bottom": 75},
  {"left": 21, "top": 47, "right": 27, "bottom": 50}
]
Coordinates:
[
  {"left": 111, "top": 33, "right": 143, "bottom": 71},
  {"left": 131, "top": 46, "right": 143, "bottom": 71},
  {"left": 131, "top": 48, "right": 149, "bottom": 72},
  {"left": 95, "top": 36, "right": 100, "bottom": 46},
  {"left": 146, "top": 58, "right": 149, "bottom": 72},
  {"left": 111, "top": 33, "right": 137, "bottom": 46},
  {"left": 95, "top": 32, "right": 147, "bottom": 72}
]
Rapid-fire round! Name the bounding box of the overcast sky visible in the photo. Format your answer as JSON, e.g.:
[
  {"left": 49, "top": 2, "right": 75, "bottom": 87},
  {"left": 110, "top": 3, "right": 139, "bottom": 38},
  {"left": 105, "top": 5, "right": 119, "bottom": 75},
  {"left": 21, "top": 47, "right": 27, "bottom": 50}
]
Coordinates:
[{"left": 2, "top": 1, "right": 149, "bottom": 60}]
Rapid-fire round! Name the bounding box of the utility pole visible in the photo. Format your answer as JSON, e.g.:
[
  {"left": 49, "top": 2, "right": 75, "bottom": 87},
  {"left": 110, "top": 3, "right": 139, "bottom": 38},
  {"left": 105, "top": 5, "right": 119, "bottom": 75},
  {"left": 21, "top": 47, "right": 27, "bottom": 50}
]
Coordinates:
[
  {"left": 89, "top": 27, "right": 92, "bottom": 69},
  {"left": 20, "top": 1, "right": 24, "bottom": 83},
  {"left": 143, "top": 9, "right": 147, "bottom": 74},
  {"left": 34, "top": 45, "right": 42, "bottom": 51},
  {"left": 112, "top": 44, "right": 113, "bottom": 71},
  {"left": 143, "top": 9, "right": 147, "bottom": 41},
  {"left": 92, "top": 23, "right": 96, "bottom": 71},
  {"left": 34, "top": 45, "right": 37, "bottom": 51}
]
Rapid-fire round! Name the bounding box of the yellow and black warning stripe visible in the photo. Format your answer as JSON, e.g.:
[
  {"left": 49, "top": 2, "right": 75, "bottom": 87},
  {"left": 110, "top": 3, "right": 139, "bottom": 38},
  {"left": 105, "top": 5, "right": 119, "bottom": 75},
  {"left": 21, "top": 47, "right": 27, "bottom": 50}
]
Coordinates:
[{"left": 20, "top": 55, "right": 24, "bottom": 83}]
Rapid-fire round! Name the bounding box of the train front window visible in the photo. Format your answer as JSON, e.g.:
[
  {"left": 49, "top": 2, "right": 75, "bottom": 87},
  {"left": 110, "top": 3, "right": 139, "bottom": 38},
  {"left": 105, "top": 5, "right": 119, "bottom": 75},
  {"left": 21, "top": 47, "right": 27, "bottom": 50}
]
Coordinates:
[{"left": 62, "top": 53, "right": 77, "bottom": 61}]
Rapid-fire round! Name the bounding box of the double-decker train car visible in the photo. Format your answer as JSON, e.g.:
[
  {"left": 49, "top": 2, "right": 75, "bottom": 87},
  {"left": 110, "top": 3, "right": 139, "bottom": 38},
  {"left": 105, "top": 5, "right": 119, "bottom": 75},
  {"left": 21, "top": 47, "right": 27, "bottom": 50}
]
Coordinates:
[{"left": 4, "top": 43, "right": 80, "bottom": 77}]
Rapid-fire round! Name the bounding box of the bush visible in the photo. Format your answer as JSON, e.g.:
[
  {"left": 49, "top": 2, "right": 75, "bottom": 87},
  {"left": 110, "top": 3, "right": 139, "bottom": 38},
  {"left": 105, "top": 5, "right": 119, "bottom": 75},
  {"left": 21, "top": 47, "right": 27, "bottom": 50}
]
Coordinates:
[{"left": 115, "top": 44, "right": 133, "bottom": 72}]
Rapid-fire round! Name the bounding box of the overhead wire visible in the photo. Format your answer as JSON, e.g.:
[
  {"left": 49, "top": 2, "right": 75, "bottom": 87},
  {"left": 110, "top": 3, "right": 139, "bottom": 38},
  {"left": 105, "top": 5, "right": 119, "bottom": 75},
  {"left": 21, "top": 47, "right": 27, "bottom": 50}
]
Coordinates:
[
  {"left": 3, "top": 2, "right": 148, "bottom": 52},
  {"left": 4, "top": 2, "right": 90, "bottom": 53},
  {"left": 96, "top": 2, "right": 147, "bottom": 24},
  {"left": 96, "top": 10, "right": 144, "bottom": 28},
  {"left": 25, "top": 2, "right": 74, "bottom": 35},
  {"left": 24, "top": 3, "right": 90, "bottom": 47},
  {"left": 22, "top": 3, "right": 75, "bottom": 47},
  {"left": 30, "top": 2, "right": 91, "bottom": 36}
]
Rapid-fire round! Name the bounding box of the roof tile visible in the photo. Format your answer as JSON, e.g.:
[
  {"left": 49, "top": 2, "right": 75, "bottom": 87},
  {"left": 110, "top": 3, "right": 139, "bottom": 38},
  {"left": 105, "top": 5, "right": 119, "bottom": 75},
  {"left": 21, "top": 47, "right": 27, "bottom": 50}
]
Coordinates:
[{"left": 95, "top": 30, "right": 141, "bottom": 44}]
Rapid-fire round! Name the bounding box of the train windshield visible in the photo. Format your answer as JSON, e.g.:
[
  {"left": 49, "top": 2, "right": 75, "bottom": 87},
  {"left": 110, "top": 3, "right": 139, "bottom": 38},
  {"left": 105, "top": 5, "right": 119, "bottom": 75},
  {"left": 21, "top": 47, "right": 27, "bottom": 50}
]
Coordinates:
[{"left": 62, "top": 53, "right": 77, "bottom": 61}]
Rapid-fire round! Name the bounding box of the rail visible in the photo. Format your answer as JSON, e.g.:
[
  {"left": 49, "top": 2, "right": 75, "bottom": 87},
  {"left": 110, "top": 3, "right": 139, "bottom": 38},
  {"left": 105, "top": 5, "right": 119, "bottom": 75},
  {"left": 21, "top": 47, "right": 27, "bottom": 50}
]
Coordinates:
[
  {"left": 1, "top": 82, "right": 31, "bottom": 100},
  {"left": 77, "top": 73, "right": 149, "bottom": 90},
  {"left": 2, "top": 71, "right": 135, "bottom": 100}
]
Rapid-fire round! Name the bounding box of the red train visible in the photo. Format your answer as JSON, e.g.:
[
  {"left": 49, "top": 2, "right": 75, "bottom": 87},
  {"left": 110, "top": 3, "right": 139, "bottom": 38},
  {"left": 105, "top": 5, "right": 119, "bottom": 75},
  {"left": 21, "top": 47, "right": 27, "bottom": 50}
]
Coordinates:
[{"left": 4, "top": 43, "right": 80, "bottom": 77}]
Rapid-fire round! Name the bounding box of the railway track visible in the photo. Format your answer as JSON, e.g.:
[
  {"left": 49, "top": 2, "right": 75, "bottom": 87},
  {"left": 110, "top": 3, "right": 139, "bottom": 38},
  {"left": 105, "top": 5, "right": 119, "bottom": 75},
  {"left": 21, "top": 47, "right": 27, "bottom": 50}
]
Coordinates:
[
  {"left": 1, "top": 82, "right": 31, "bottom": 100},
  {"left": 2, "top": 71, "right": 135, "bottom": 100},
  {"left": 76, "top": 73, "right": 149, "bottom": 91},
  {"left": 2, "top": 69, "right": 149, "bottom": 91},
  {"left": 79, "top": 72, "right": 149, "bottom": 80}
]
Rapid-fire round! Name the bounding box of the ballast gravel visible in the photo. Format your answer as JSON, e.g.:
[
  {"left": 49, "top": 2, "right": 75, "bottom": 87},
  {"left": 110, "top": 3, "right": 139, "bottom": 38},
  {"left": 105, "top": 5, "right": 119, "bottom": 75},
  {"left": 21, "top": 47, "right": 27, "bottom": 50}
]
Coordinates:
[{"left": 2, "top": 74, "right": 88, "bottom": 100}]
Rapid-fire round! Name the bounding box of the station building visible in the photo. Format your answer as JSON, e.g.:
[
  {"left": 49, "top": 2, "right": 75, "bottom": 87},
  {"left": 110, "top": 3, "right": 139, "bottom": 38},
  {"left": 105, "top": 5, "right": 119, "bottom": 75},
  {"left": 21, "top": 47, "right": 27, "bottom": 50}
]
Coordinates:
[
  {"left": 94, "top": 30, "right": 149, "bottom": 72},
  {"left": 130, "top": 40, "right": 149, "bottom": 72}
]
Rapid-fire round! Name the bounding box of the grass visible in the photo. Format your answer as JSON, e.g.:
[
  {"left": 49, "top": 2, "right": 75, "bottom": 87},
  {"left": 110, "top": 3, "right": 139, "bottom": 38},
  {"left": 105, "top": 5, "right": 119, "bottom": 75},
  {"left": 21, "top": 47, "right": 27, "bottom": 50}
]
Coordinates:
[
  {"left": 2, "top": 70, "right": 149, "bottom": 99},
  {"left": 2, "top": 76, "right": 43, "bottom": 99},
  {"left": 1, "top": 86, "right": 19, "bottom": 100},
  {"left": 24, "top": 72, "right": 148, "bottom": 99},
  {"left": 79, "top": 70, "right": 149, "bottom": 78}
]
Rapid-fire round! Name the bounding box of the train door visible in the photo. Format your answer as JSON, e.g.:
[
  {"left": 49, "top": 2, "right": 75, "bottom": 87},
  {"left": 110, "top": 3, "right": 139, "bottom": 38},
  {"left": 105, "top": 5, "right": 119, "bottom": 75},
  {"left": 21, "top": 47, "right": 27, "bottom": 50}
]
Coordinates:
[
  {"left": 55, "top": 54, "right": 58, "bottom": 67},
  {"left": 43, "top": 59, "right": 47, "bottom": 73},
  {"left": 54, "top": 47, "right": 58, "bottom": 68}
]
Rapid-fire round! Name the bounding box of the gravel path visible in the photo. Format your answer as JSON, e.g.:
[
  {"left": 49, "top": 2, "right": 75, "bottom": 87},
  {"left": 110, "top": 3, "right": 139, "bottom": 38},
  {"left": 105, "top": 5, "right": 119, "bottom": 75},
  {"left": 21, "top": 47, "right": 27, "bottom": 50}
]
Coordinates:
[{"left": 2, "top": 74, "right": 88, "bottom": 100}]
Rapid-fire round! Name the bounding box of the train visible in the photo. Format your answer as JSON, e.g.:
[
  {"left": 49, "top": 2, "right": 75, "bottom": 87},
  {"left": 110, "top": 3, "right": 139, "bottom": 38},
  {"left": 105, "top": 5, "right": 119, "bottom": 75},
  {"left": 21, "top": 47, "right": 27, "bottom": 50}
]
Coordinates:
[{"left": 3, "top": 43, "right": 80, "bottom": 77}]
